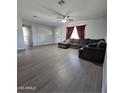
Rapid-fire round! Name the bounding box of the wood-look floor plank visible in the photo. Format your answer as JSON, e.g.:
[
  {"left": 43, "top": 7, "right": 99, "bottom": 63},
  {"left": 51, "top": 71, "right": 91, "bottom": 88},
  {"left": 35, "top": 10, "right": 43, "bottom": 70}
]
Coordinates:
[{"left": 17, "top": 45, "right": 103, "bottom": 93}]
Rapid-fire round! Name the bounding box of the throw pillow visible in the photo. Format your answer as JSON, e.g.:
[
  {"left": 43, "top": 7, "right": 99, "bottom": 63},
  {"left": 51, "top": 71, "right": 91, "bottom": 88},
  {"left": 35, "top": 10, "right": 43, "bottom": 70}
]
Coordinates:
[{"left": 97, "top": 41, "right": 106, "bottom": 48}]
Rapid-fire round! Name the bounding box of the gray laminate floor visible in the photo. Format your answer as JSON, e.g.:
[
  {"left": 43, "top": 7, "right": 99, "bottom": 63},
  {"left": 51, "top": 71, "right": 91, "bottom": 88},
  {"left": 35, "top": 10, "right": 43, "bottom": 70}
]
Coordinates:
[{"left": 17, "top": 45, "right": 103, "bottom": 93}]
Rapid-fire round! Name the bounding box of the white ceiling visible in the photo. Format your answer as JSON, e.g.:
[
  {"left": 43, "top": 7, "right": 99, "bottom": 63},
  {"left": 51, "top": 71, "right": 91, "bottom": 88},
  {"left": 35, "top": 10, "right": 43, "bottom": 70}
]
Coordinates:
[{"left": 18, "top": 0, "right": 107, "bottom": 26}]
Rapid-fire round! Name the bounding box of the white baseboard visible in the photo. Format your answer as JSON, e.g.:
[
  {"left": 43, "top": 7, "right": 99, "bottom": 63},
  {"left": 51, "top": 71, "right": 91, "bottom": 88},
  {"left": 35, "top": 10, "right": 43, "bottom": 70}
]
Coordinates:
[
  {"left": 17, "top": 48, "right": 25, "bottom": 51},
  {"left": 17, "top": 43, "right": 57, "bottom": 51},
  {"left": 33, "top": 43, "right": 56, "bottom": 47}
]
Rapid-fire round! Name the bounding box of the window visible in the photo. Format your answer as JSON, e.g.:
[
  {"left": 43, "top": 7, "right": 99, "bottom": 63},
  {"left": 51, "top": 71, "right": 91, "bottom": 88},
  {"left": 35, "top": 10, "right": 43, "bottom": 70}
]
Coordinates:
[{"left": 71, "top": 27, "right": 79, "bottom": 39}]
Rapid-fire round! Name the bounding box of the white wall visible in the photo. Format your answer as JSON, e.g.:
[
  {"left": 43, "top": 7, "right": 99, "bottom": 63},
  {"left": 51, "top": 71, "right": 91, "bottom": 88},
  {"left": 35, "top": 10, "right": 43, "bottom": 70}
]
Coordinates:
[
  {"left": 102, "top": 51, "right": 107, "bottom": 93},
  {"left": 17, "top": 17, "right": 107, "bottom": 48},
  {"left": 53, "top": 24, "right": 67, "bottom": 43},
  {"left": 54, "top": 17, "right": 107, "bottom": 43},
  {"left": 22, "top": 20, "right": 54, "bottom": 46},
  {"left": 68, "top": 18, "right": 107, "bottom": 39},
  {"left": 17, "top": 18, "right": 55, "bottom": 50},
  {"left": 17, "top": 16, "right": 24, "bottom": 49}
]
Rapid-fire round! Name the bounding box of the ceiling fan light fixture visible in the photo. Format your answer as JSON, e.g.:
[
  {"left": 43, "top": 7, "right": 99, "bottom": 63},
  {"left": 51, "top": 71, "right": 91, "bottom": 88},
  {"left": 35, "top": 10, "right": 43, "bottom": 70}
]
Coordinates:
[{"left": 62, "top": 19, "right": 67, "bottom": 23}]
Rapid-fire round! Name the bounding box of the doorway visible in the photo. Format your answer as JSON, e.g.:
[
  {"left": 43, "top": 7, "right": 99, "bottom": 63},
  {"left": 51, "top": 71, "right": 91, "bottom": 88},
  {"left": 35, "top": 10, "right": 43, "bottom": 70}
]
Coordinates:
[{"left": 22, "top": 25, "right": 33, "bottom": 48}]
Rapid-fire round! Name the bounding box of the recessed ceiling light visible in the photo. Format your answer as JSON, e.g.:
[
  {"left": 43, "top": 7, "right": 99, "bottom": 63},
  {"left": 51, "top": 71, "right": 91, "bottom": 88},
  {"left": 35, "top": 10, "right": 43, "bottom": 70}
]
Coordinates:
[{"left": 33, "top": 16, "right": 38, "bottom": 18}]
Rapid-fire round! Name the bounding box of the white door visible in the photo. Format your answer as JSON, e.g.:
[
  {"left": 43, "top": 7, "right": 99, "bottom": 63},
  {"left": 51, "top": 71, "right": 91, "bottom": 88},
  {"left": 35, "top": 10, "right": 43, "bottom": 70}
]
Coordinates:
[{"left": 22, "top": 25, "right": 32, "bottom": 48}]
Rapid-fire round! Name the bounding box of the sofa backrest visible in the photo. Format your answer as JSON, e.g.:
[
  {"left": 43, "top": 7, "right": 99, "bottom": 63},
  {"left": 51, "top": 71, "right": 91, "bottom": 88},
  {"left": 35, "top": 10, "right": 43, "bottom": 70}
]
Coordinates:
[
  {"left": 88, "top": 39, "right": 105, "bottom": 44},
  {"left": 80, "top": 39, "right": 90, "bottom": 44},
  {"left": 97, "top": 41, "right": 106, "bottom": 48},
  {"left": 70, "top": 39, "right": 80, "bottom": 43},
  {"left": 70, "top": 38, "right": 105, "bottom": 44}
]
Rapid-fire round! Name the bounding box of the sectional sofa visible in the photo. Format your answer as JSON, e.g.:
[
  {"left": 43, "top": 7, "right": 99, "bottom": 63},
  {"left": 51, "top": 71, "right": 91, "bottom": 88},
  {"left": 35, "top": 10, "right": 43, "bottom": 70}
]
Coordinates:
[
  {"left": 58, "top": 38, "right": 105, "bottom": 49},
  {"left": 68, "top": 38, "right": 105, "bottom": 48}
]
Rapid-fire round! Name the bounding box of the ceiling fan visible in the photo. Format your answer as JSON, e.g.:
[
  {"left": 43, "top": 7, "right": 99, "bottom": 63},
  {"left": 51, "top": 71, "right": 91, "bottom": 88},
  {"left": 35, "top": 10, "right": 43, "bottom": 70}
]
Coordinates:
[
  {"left": 37, "top": 0, "right": 74, "bottom": 23},
  {"left": 56, "top": 15, "right": 74, "bottom": 23},
  {"left": 56, "top": 0, "right": 74, "bottom": 23}
]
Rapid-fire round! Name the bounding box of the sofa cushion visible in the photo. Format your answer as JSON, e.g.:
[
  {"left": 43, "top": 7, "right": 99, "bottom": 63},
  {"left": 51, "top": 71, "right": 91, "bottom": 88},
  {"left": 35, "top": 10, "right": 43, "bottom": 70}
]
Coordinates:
[
  {"left": 70, "top": 39, "right": 74, "bottom": 43},
  {"left": 80, "top": 43, "right": 88, "bottom": 47},
  {"left": 89, "top": 39, "right": 105, "bottom": 44},
  {"left": 64, "top": 39, "right": 70, "bottom": 43},
  {"left": 81, "top": 39, "right": 89, "bottom": 44},
  {"left": 88, "top": 43, "right": 98, "bottom": 47},
  {"left": 97, "top": 41, "right": 106, "bottom": 48},
  {"left": 89, "top": 39, "right": 99, "bottom": 44},
  {"left": 71, "top": 43, "right": 80, "bottom": 46},
  {"left": 70, "top": 39, "right": 80, "bottom": 43}
]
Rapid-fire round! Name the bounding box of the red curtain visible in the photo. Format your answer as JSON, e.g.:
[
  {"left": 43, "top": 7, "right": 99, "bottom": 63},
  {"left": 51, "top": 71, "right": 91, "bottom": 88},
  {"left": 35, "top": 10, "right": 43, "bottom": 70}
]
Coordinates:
[
  {"left": 66, "top": 26, "right": 74, "bottom": 39},
  {"left": 76, "top": 25, "right": 86, "bottom": 40}
]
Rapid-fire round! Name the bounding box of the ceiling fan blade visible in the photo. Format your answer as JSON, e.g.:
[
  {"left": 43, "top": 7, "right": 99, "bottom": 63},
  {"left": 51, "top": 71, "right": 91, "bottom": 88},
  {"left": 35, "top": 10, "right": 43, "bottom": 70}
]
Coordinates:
[
  {"left": 67, "top": 16, "right": 70, "bottom": 19},
  {"left": 57, "top": 18, "right": 61, "bottom": 20},
  {"left": 64, "top": 16, "right": 68, "bottom": 19},
  {"left": 42, "top": 6, "right": 64, "bottom": 17},
  {"left": 56, "top": 16, "right": 63, "bottom": 19},
  {"left": 57, "top": 19, "right": 62, "bottom": 22},
  {"left": 68, "top": 19, "right": 74, "bottom": 21}
]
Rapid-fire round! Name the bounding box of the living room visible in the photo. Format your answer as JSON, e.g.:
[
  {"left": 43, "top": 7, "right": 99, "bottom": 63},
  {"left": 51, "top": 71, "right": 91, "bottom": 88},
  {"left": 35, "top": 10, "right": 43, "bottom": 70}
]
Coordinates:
[
  {"left": 2, "top": 0, "right": 124, "bottom": 93},
  {"left": 17, "top": 16, "right": 106, "bottom": 50},
  {"left": 17, "top": 0, "right": 107, "bottom": 93}
]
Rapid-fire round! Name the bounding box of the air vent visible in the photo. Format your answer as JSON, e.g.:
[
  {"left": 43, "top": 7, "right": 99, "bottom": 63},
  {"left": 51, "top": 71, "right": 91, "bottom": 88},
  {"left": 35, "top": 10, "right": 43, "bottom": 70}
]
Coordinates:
[{"left": 58, "top": 0, "right": 65, "bottom": 6}]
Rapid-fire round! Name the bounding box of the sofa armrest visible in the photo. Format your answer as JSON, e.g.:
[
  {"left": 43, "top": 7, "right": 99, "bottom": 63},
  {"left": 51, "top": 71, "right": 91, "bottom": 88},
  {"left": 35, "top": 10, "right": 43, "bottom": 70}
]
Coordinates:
[
  {"left": 87, "top": 43, "right": 97, "bottom": 47},
  {"left": 79, "top": 47, "right": 106, "bottom": 63}
]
